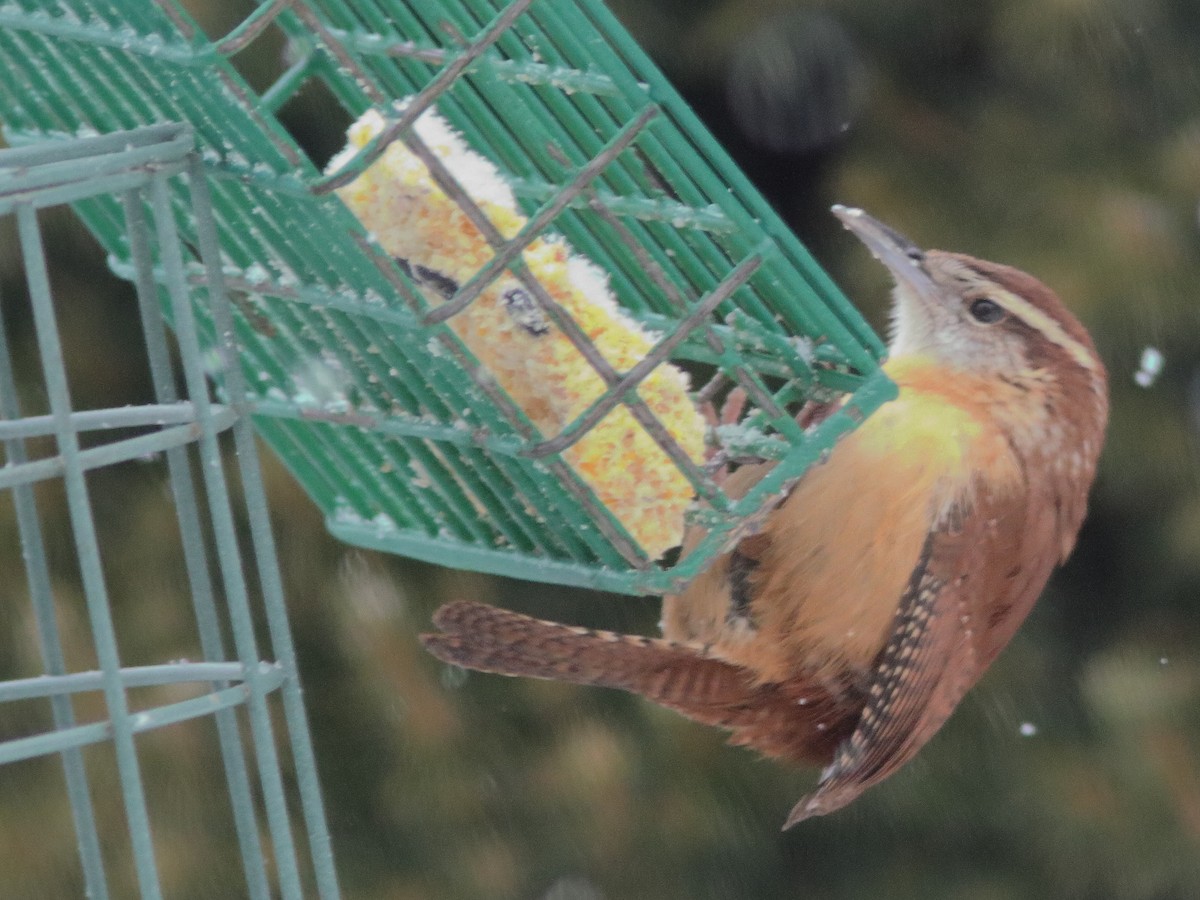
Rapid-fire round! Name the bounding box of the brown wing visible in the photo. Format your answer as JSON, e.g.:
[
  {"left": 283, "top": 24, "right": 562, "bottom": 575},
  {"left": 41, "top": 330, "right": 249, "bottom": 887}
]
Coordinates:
[
  {"left": 423, "top": 601, "right": 862, "bottom": 765},
  {"left": 785, "top": 477, "right": 1061, "bottom": 825}
]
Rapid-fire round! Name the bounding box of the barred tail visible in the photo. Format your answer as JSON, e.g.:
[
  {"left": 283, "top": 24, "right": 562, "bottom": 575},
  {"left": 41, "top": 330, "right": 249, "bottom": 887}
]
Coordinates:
[{"left": 422, "top": 601, "right": 860, "bottom": 767}]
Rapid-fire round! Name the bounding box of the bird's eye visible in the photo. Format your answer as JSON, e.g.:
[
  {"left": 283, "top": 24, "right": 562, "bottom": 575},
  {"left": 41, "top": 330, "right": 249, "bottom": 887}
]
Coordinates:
[{"left": 969, "top": 297, "right": 1005, "bottom": 324}]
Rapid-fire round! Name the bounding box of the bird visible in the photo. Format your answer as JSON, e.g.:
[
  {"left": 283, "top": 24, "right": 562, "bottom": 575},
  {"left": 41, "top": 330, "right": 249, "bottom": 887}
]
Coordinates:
[{"left": 421, "top": 204, "right": 1108, "bottom": 828}]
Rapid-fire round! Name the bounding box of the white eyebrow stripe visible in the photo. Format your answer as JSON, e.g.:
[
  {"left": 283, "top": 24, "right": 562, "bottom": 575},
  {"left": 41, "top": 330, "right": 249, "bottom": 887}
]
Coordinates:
[{"left": 991, "top": 289, "right": 1100, "bottom": 374}]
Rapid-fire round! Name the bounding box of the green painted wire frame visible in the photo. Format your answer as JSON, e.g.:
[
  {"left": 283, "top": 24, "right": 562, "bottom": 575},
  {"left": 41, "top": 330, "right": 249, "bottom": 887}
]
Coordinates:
[
  {"left": 0, "top": 125, "right": 340, "bottom": 900},
  {"left": 0, "top": 0, "right": 897, "bottom": 596}
]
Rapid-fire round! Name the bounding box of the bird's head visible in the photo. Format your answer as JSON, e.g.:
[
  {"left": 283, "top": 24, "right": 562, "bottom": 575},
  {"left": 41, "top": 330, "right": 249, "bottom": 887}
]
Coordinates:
[{"left": 832, "top": 205, "right": 1106, "bottom": 402}]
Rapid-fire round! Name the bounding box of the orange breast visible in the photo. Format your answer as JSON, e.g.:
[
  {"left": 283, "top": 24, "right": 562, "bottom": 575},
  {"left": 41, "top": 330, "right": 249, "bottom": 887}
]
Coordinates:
[{"left": 664, "top": 356, "right": 1025, "bottom": 685}]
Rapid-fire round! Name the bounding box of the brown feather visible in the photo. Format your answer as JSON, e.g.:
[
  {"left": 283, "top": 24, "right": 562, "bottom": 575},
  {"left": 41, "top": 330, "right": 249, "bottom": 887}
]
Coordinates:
[
  {"left": 422, "top": 601, "right": 862, "bottom": 765},
  {"left": 786, "top": 459, "right": 1075, "bottom": 823}
]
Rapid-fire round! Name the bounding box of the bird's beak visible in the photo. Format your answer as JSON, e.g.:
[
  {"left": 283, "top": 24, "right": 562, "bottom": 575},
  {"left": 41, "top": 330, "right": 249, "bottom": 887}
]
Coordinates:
[{"left": 831, "top": 205, "right": 940, "bottom": 304}]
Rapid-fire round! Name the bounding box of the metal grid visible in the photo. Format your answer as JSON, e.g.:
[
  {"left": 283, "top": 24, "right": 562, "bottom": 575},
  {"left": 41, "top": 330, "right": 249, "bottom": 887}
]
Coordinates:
[
  {"left": 0, "top": 0, "right": 895, "bottom": 596},
  {"left": 0, "top": 126, "right": 339, "bottom": 899}
]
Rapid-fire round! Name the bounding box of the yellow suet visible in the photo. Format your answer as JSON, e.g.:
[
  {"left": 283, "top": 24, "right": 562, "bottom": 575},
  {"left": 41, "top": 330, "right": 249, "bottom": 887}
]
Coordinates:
[{"left": 328, "top": 107, "right": 706, "bottom": 559}]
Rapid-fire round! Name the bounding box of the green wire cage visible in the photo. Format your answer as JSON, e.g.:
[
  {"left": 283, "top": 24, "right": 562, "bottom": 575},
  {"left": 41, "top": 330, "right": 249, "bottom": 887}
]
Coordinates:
[
  {"left": 0, "top": 0, "right": 894, "bottom": 896},
  {"left": 0, "top": 0, "right": 893, "bottom": 595},
  {"left": 0, "top": 125, "right": 338, "bottom": 898}
]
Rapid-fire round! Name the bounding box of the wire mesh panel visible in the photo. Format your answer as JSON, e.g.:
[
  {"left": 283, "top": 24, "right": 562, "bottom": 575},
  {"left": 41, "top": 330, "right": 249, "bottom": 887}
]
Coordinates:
[
  {"left": 0, "top": 126, "right": 339, "bottom": 899},
  {"left": 0, "top": 0, "right": 895, "bottom": 597}
]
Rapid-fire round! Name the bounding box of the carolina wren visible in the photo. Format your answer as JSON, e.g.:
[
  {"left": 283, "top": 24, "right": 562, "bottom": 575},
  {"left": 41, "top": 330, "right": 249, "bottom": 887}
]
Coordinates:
[{"left": 422, "top": 205, "right": 1108, "bottom": 827}]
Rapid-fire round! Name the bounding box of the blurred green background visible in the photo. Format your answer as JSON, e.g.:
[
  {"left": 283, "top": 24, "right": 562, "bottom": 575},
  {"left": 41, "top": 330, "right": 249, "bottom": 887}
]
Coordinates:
[{"left": 2, "top": 0, "right": 1200, "bottom": 898}]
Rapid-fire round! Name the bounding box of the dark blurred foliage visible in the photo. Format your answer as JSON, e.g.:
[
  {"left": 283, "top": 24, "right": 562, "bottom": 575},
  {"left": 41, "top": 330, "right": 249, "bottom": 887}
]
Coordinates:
[{"left": 3, "top": 1, "right": 1200, "bottom": 898}]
